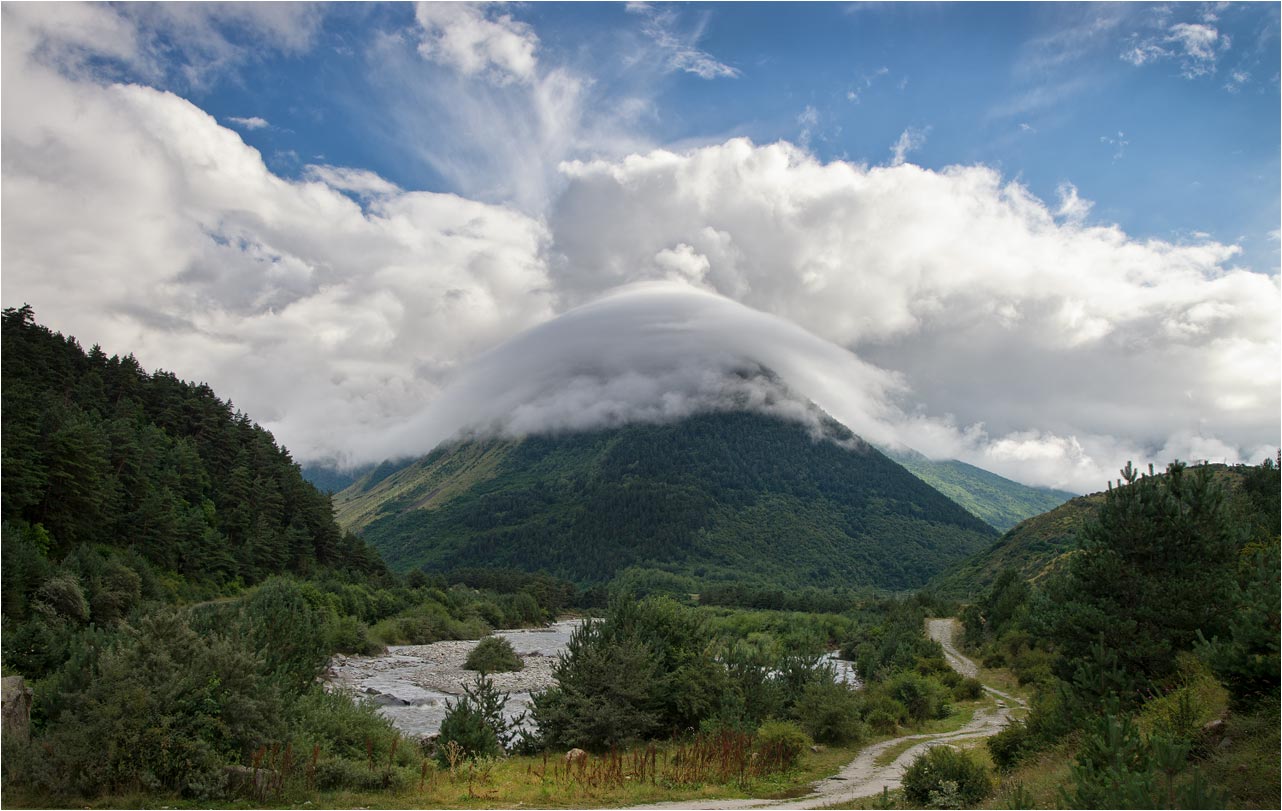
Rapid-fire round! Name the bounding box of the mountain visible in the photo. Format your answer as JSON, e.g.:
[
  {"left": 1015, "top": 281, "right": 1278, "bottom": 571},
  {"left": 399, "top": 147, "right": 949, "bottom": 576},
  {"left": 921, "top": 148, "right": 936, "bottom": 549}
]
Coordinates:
[
  {"left": 883, "top": 447, "right": 1076, "bottom": 532},
  {"left": 335, "top": 410, "right": 998, "bottom": 590},
  {"left": 929, "top": 461, "right": 1278, "bottom": 597},
  {"left": 301, "top": 462, "right": 375, "bottom": 494}
]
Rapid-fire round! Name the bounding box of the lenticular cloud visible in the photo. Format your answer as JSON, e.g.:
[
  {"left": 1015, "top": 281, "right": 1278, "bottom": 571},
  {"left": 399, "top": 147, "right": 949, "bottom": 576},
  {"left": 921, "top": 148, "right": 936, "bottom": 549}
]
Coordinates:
[{"left": 373, "top": 281, "right": 908, "bottom": 460}]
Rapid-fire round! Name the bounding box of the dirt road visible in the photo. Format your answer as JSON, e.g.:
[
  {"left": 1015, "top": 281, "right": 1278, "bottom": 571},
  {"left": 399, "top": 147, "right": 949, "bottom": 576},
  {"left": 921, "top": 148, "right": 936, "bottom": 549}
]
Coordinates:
[{"left": 624, "top": 618, "right": 1021, "bottom": 810}]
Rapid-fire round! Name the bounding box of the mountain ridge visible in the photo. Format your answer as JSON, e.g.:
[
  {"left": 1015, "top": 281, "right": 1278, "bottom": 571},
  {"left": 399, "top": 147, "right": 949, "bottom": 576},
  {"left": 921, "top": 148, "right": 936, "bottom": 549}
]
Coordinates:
[
  {"left": 883, "top": 447, "right": 1075, "bottom": 532},
  {"left": 336, "top": 410, "right": 998, "bottom": 590}
]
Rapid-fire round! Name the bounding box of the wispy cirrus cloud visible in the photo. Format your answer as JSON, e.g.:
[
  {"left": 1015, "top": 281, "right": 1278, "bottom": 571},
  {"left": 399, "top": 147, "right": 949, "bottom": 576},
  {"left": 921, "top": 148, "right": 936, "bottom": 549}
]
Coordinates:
[
  {"left": 1121, "top": 11, "right": 1232, "bottom": 79},
  {"left": 625, "top": 2, "right": 739, "bottom": 79},
  {"left": 889, "top": 126, "right": 928, "bottom": 166}
]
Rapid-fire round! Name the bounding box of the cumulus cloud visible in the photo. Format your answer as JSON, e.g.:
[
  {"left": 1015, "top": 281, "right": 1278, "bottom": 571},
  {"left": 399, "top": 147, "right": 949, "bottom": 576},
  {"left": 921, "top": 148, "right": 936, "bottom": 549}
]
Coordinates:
[
  {"left": 303, "top": 164, "right": 402, "bottom": 199},
  {"left": 2, "top": 8, "right": 554, "bottom": 466},
  {"left": 548, "top": 139, "right": 1279, "bottom": 490},
  {"left": 2, "top": 4, "right": 1277, "bottom": 495},
  {"left": 414, "top": 2, "right": 539, "bottom": 85}
]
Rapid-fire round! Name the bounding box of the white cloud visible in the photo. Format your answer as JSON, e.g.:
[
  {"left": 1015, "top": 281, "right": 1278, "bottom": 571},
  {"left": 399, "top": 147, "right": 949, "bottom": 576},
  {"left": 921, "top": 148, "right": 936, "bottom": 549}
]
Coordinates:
[
  {"left": 1055, "top": 182, "right": 1093, "bottom": 224},
  {"left": 1224, "top": 69, "right": 1250, "bottom": 92},
  {"left": 1121, "top": 14, "right": 1231, "bottom": 79},
  {"left": 547, "top": 140, "right": 1279, "bottom": 491},
  {"left": 890, "top": 126, "right": 928, "bottom": 166},
  {"left": 380, "top": 282, "right": 906, "bottom": 459},
  {"left": 626, "top": 3, "right": 739, "bottom": 79},
  {"left": 303, "top": 164, "right": 402, "bottom": 199},
  {"left": 2, "top": 15, "right": 554, "bottom": 468},
  {"left": 2, "top": 6, "right": 1277, "bottom": 495},
  {"left": 797, "top": 105, "right": 819, "bottom": 149},
  {"left": 229, "top": 115, "right": 270, "bottom": 130},
  {"left": 414, "top": 2, "right": 539, "bottom": 85}
]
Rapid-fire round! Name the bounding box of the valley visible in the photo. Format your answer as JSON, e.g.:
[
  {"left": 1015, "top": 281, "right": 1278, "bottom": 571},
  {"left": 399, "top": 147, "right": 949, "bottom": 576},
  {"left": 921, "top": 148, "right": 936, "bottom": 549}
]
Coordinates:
[{"left": 2, "top": 309, "right": 1277, "bottom": 811}]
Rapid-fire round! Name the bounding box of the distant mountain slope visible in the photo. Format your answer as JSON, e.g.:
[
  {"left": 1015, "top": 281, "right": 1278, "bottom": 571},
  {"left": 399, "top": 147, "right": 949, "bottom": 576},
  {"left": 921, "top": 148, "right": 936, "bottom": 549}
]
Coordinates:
[
  {"left": 884, "top": 448, "right": 1075, "bottom": 531},
  {"left": 336, "top": 411, "right": 998, "bottom": 590},
  {"left": 930, "top": 462, "right": 1271, "bottom": 597}
]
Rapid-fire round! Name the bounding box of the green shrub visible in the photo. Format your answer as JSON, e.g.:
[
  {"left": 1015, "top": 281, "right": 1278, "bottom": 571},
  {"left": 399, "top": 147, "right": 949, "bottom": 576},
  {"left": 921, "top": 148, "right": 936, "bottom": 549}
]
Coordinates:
[
  {"left": 986, "top": 719, "right": 1031, "bottom": 771},
  {"left": 290, "top": 688, "right": 402, "bottom": 763},
  {"left": 953, "top": 677, "right": 984, "bottom": 701},
  {"left": 865, "top": 709, "right": 901, "bottom": 734},
  {"left": 902, "top": 745, "right": 993, "bottom": 807},
  {"left": 27, "top": 610, "right": 282, "bottom": 798},
  {"left": 311, "top": 757, "right": 391, "bottom": 791},
  {"left": 238, "top": 577, "right": 329, "bottom": 693},
  {"left": 792, "top": 679, "right": 866, "bottom": 745},
  {"left": 34, "top": 574, "right": 90, "bottom": 624},
  {"left": 754, "top": 720, "right": 811, "bottom": 771},
  {"left": 328, "top": 614, "right": 383, "bottom": 655},
  {"left": 861, "top": 691, "right": 909, "bottom": 733},
  {"left": 464, "top": 635, "right": 523, "bottom": 674},
  {"left": 436, "top": 675, "right": 520, "bottom": 766},
  {"left": 886, "top": 671, "right": 952, "bottom": 723}
]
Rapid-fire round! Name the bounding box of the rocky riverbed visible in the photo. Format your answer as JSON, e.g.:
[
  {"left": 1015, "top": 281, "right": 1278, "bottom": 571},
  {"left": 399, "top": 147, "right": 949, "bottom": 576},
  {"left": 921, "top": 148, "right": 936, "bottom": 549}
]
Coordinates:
[
  {"left": 323, "top": 619, "right": 583, "bottom": 739},
  {"left": 324, "top": 618, "right": 861, "bottom": 740}
]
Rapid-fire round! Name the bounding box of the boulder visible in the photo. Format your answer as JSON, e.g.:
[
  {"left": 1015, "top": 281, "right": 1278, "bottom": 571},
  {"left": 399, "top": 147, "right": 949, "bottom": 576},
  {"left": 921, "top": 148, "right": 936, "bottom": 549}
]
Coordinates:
[
  {"left": 1, "top": 676, "right": 33, "bottom": 743},
  {"left": 565, "top": 748, "right": 588, "bottom": 766}
]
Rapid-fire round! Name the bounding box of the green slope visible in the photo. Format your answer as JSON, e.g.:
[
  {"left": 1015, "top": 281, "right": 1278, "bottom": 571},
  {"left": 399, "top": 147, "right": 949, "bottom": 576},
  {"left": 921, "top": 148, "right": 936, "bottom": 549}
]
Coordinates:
[
  {"left": 883, "top": 447, "right": 1076, "bottom": 532},
  {"left": 930, "top": 463, "right": 1268, "bottom": 597},
  {"left": 337, "top": 411, "right": 998, "bottom": 590}
]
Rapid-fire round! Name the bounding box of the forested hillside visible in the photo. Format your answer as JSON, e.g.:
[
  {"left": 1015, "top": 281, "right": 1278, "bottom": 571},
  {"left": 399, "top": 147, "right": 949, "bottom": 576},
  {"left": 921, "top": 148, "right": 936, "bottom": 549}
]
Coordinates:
[
  {"left": 884, "top": 448, "right": 1075, "bottom": 531},
  {"left": 0, "top": 308, "right": 578, "bottom": 803},
  {"left": 1, "top": 304, "right": 383, "bottom": 587},
  {"left": 931, "top": 462, "right": 1271, "bottom": 597},
  {"left": 336, "top": 411, "right": 998, "bottom": 589},
  {"left": 957, "top": 458, "right": 1279, "bottom": 808}
]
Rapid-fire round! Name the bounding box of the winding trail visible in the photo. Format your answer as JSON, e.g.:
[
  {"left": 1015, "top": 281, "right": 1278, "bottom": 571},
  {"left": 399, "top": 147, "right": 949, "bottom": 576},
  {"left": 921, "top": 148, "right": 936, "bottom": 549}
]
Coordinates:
[{"left": 623, "top": 618, "right": 1024, "bottom": 811}]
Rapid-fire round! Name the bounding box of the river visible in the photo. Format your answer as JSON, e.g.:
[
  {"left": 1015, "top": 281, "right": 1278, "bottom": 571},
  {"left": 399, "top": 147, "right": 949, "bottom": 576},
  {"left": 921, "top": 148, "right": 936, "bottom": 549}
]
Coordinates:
[{"left": 324, "top": 619, "right": 860, "bottom": 739}]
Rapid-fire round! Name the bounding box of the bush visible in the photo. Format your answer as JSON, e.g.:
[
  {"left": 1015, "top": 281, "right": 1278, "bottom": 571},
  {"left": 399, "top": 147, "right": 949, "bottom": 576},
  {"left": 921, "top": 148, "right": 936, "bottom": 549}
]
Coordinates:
[
  {"left": 464, "top": 635, "right": 523, "bottom": 674},
  {"left": 436, "top": 675, "right": 521, "bottom": 766},
  {"left": 328, "top": 614, "right": 383, "bottom": 655},
  {"left": 986, "top": 719, "right": 1031, "bottom": 771},
  {"left": 27, "top": 610, "right": 282, "bottom": 798},
  {"left": 754, "top": 720, "right": 811, "bottom": 771},
  {"left": 311, "top": 757, "right": 399, "bottom": 791},
  {"left": 34, "top": 574, "right": 90, "bottom": 624},
  {"left": 902, "top": 745, "right": 993, "bottom": 807},
  {"left": 238, "top": 578, "right": 329, "bottom": 693},
  {"left": 953, "top": 677, "right": 984, "bottom": 701},
  {"left": 792, "top": 679, "right": 866, "bottom": 745},
  {"left": 290, "top": 688, "right": 402, "bottom": 763},
  {"left": 885, "top": 671, "right": 952, "bottom": 723}
]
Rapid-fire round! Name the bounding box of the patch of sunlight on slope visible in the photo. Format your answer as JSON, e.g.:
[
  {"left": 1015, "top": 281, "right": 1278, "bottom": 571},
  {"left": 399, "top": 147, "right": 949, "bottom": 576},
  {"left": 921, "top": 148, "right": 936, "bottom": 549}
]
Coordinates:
[{"left": 334, "top": 440, "right": 518, "bottom": 532}]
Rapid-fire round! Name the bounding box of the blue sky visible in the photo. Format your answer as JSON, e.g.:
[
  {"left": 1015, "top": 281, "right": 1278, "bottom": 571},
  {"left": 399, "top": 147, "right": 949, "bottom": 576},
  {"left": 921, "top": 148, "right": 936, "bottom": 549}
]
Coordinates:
[
  {"left": 186, "top": 2, "right": 1280, "bottom": 271},
  {"left": 3, "top": 2, "right": 1279, "bottom": 492}
]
